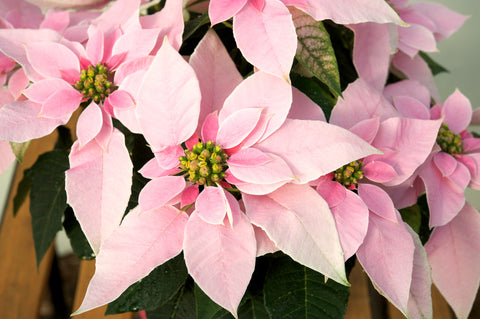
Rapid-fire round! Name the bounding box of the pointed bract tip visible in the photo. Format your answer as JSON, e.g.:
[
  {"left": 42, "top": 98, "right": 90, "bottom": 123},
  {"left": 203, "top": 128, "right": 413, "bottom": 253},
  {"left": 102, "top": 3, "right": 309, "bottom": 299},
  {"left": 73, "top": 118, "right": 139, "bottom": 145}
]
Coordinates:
[
  {"left": 71, "top": 306, "right": 85, "bottom": 317},
  {"left": 162, "top": 35, "right": 170, "bottom": 46}
]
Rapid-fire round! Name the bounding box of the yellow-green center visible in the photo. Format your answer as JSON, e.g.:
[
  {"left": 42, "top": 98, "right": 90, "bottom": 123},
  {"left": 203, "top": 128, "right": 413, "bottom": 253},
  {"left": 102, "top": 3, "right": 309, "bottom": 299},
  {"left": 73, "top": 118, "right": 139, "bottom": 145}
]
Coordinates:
[
  {"left": 74, "top": 63, "right": 115, "bottom": 103},
  {"left": 178, "top": 141, "right": 228, "bottom": 186},
  {"left": 436, "top": 123, "right": 464, "bottom": 155},
  {"left": 334, "top": 160, "right": 364, "bottom": 188}
]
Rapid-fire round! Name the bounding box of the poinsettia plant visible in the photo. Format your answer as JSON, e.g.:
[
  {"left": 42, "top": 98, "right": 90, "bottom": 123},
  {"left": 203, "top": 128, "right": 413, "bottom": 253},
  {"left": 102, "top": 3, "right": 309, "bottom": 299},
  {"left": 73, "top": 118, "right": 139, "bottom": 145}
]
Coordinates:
[{"left": 1, "top": 0, "right": 479, "bottom": 318}]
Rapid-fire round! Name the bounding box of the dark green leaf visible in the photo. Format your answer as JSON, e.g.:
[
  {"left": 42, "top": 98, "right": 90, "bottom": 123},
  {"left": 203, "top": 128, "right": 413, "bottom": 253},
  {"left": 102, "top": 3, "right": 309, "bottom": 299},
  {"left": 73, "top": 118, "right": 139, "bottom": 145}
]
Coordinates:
[
  {"left": 400, "top": 205, "right": 422, "bottom": 233},
  {"left": 146, "top": 278, "right": 196, "bottom": 319},
  {"left": 10, "top": 141, "right": 30, "bottom": 164},
  {"left": 237, "top": 293, "right": 269, "bottom": 319},
  {"left": 264, "top": 255, "right": 350, "bottom": 319},
  {"left": 407, "top": 195, "right": 432, "bottom": 245},
  {"left": 419, "top": 52, "right": 448, "bottom": 76},
  {"left": 194, "top": 283, "right": 269, "bottom": 319},
  {"left": 195, "top": 284, "right": 231, "bottom": 319},
  {"left": 236, "top": 254, "right": 271, "bottom": 319},
  {"left": 13, "top": 173, "right": 30, "bottom": 217},
  {"left": 63, "top": 206, "right": 95, "bottom": 260},
  {"left": 125, "top": 132, "right": 153, "bottom": 171},
  {"left": 54, "top": 126, "right": 73, "bottom": 151},
  {"left": 124, "top": 171, "right": 149, "bottom": 217},
  {"left": 145, "top": 0, "right": 165, "bottom": 15},
  {"left": 26, "top": 149, "right": 69, "bottom": 266},
  {"left": 106, "top": 254, "right": 189, "bottom": 314},
  {"left": 292, "top": 9, "right": 341, "bottom": 97},
  {"left": 123, "top": 132, "right": 152, "bottom": 217},
  {"left": 323, "top": 21, "right": 358, "bottom": 90},
  {"left": 291, "top": 73, "right": 337, "bottom": 120},
  {"left": 183, "top": 12, "right": 210, "bottom": 41}
]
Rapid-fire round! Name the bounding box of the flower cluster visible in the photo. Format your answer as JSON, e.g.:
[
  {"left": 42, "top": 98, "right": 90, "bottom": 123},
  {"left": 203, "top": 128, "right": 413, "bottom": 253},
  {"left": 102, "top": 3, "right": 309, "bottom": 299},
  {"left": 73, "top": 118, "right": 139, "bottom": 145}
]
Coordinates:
[{"left": 1, "top": 0, "right": 479, "bottom": 318}]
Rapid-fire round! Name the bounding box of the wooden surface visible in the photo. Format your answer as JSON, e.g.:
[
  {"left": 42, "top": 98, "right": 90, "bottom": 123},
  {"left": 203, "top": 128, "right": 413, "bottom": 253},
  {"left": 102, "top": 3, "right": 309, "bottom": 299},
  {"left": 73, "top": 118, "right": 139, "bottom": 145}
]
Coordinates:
[
  {"left": 72, "top": 259, "right": 133, "bottom": 319},
  {"left": 346, "top": 262, "right": 455, "bottom": 319},
  {"left": 0, "top": 132, "right": 57, "bottom": 319},
  {"left": 345, "top": 262, "right": 372, "bottom": 319}
]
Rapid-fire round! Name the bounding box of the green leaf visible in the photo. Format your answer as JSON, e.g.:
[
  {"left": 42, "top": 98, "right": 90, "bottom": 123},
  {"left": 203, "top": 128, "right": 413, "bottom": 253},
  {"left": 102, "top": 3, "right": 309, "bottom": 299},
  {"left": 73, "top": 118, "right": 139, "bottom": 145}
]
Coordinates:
[
  {"left": 194, "top": 284, "right": 269, "bottom": 319},
  {"left": 146, "top": 278, "right": 196, "bottom": 319},
  {"left": 237, "top": 293, "right": 269, "bottom": 319},
  {"left": 291, "top": 73, "right": 337, "bottom": 120},
  {"left": 54, "top": 126, "right": 73, "bottom": 151},
  {"left": 124, "top": 132, "right": 153, "bottom": 171},
  {"left": 264, "top": 255, "right": 350, "bottom": 319},
  {"left": 322, "top": 21, "right": 358, "bottom": 90},
  {"left": 292, "top": 8, "right": 341, "bottom": 97},
  {"left": 10, "top": 141, "right": 30, "bottom": 164},
  {"left": 405, "top": 195, "right": 432, "bottom": 245},
  {"left": 195, "top": 284, "right": 231, "bottom": 319},
  {"left": 399, "top": 205, "right": 422, "bottom": 233},
  {"left": 124, "top": 132, "right": 151, "bottom": 217},
  {"left": 63, "top": 206, "right": 95, "bottom": 260},
  {"left": 12, "top": 173, "right": 30, "bottom": 217},
  {"left": 124, "top": 171, "right": 148, "bottom": 217},
  {"left": 419, "top": 51, "right": 448, "bottom": 76},
  {"left": 106, "top": 254, "right": 189, "bottom": 314},
  {"left": 183, "top": 12, "right": 210, "bottom": 41},
  {"left": 26, "top": 149, "right": 69, "bottom": 266}
]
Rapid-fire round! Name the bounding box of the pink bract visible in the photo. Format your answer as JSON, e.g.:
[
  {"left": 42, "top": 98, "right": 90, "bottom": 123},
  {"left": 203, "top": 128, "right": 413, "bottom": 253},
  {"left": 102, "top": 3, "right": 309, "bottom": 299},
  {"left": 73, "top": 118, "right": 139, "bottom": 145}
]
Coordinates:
[
  {"left": 310, "top": 78, "right": 442, "bottom": 316},
  {"left": 0, "top": 139, "right": 15, "bottom": 174},
  {"left": 351, "top": 0, "right": 466, "bottom": 97},
  {"left": 425, "top": 203, "right": 480, "bottom": 319},
  {"left": 208, "top": 0, "right": 402, "bottom": 80},
  {"left": 75, "top": 29, "right": 381, "bottom": 317},
  {"left": 384, "top": 82, "right": 480, "bottom": 227}
]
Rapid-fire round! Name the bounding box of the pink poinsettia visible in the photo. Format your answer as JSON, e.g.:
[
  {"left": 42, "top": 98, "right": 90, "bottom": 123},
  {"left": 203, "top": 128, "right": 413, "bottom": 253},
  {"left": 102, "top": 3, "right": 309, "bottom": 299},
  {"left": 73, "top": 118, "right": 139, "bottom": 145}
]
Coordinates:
[
  {"left": 0, "top": 0, "right": 184, "bottom": 255},
  {"left": 425, "top": 203, "right": 480, "bottom": 319},
  {"left": 0, "top": 0, "right": 185, "bottom": 144},
  {"left": 0, "top": 1, "right": 152, "bottom": 258},
  {"left": 25, "top": 0, "right": 110, "bottom": 11},
  {"left": 0, "top": 0, "right": 139, "bottom": 143},
  {"left": 389, "top": 0, "right": 468, "bottom": 58},
  {"left": 73, "top": 31, "right": 380, "bottom": 317},
  {"left": 64, "top": 0, "right": 184, "bottom": 255},
  {"left": 0, "top": 0, "right": 105, "bottom": 73},
  {"left": 314, "top": 178, "right": 432, "bottom": 318},
  {"left": 351, "top": 0, "right": 466, "bottom": 95},
  {"left": 0, "top": 140, "right": 15, "bottom": 174},
  {"left": 0, "top": 85, "right": 20, "bottom": 173},
  {"left": 311, "top": 78, "right": 441, "bottom": 317},
  {"left": 0, "top": 0, "right": 44, "bottom": 29},
  {"left": 0, "top": 0, "right": 43, "bottom": 86},
  {"left": 383, "top": 79, "right": 480, "bottom": 319},
  {"left": 383, "top": 80, "right": 480, "bottom": 228},
  {"left": 0, "top": 67, "right": 31, "bottom": 174},
  {"left": 207, "top": 0, "right": 403, "bottom": 80}
]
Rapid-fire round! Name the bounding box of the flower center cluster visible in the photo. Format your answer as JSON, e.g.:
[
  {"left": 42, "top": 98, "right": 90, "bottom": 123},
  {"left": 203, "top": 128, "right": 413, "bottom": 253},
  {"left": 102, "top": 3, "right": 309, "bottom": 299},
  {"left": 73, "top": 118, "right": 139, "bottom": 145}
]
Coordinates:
[
  {"left": 178, "top": 141, "right": 228, "bottom": 186},
  {"left": 436, "top": 123, "right": 464, "bottom": 155},
  {"left": 334, "top": 160, "right": 364, "bottom": 189},
  {"left": 74, "top": 63, "right": 115, "bottom": 103}
]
